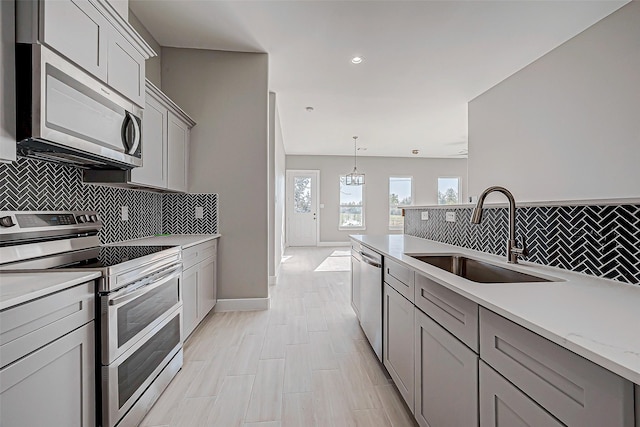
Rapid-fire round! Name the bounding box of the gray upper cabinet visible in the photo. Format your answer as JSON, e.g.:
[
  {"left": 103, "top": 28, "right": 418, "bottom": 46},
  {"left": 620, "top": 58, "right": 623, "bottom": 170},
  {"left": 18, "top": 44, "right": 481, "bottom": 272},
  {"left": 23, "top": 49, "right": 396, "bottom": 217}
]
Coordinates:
[
  {"left": 383, "top": 283, "right": 415, "bottom": 412},
  {"left": 414, "top": 306, "right": 478, "bottom": 427},
  {"left": 130, "top": 87, "right": 167, "bottom": 188},
  {"left": 128, "top": 81, "right": 195, "bottom": 192},
  {"left": 0, "top": 0, "right": 16, "bottom": 163},
  {"left": 167, "top": 111, "right": 190, "bottom": 193},
  {"left": 16, "top": 0, "right": 155, "bottom": 107},
  {"left": 480, "top": 307, "right": 634, "bottom": 426}
]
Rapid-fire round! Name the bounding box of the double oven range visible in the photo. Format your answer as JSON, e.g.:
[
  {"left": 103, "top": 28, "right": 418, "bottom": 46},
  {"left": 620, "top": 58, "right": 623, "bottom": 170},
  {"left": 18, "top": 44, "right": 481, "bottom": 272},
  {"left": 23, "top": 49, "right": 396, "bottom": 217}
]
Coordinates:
[{"left": 0, "top": 211, "right": 183, "bottom": 427}]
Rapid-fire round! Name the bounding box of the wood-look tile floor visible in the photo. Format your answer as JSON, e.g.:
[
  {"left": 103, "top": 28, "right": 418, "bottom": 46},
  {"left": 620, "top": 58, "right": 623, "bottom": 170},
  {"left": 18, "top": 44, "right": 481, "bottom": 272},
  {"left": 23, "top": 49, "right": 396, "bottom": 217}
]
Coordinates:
[{"left": 141, "top": 247, "right": 417, "bottom": 427}]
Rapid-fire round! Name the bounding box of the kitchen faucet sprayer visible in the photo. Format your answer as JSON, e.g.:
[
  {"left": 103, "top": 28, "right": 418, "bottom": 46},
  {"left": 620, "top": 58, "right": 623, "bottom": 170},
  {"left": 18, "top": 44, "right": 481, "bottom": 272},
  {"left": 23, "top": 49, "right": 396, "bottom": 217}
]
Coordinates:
[{"left": 471, "top": 186, "right": 528, "bottom": 264}]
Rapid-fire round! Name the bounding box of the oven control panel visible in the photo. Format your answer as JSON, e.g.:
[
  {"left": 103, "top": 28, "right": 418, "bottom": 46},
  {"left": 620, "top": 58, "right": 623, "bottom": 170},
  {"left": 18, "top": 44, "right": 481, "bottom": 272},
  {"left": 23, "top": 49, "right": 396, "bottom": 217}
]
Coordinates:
[{"left": 0, "top": 211, "right": 101, "bottom": 237}]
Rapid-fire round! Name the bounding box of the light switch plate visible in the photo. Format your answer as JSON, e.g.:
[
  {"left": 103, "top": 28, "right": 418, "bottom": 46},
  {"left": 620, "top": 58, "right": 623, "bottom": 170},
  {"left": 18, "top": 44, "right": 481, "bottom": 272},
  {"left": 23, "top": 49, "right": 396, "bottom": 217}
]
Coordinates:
[
  {"left": 421, "top": 211, "right": 429, "bottom": 220},
  {"left": 195, "top": 206, "right": 204, "bottom": 219},
  {"left": 320, "top": 204, "right": 325, "bottom": 209},
  {"left": 121, "top": 206, "right": 129, "bottom": 221},
  {"left": 446, "top": 211, "right": 456, "bottom": 222}
]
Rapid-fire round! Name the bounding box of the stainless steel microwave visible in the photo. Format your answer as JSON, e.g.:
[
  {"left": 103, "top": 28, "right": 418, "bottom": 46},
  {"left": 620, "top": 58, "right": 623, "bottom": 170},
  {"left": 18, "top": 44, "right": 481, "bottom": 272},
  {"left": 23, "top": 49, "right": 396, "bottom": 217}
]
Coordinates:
[{"left": 16, "top": 44, "right": 142, "bottom": 169}]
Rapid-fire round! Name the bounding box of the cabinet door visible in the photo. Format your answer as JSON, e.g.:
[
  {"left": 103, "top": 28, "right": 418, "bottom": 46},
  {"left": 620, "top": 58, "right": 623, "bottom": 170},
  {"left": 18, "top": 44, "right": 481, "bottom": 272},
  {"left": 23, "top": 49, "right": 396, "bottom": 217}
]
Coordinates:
[
  {"left": 0, "top": 322, "right": 95, "bottom": 427},
  {"left": 0, "top": 0, "right": 16, "bottom": 163},
  {"left": 383, "top": 283, "right": 414, "bottom": 412},
  {"left": 167, "top": 112, "right": 189, "bottom": 192},
  {"left": 130, "top": 93, "right": 167, "bottom": 188},
  {"left": 415, "top": 308, "right": 478, "bottom": 427},
  {"left": 351, "top": 254, "right": 361, "bottom": 318},
  {"left": 197, "top": 257, "right": 217, "bottom": 319},
  {"left": 480, "top": 361, "right": 564, "bottom": 427},
  {"left": 42, "top": 0, "right": 108, "bottom": 80},
  {"left": 107, "top": 30, "right": 145, "bottom": 107},
  {"left": 182, "top": 267, "right": 199, "bottom": 339}
]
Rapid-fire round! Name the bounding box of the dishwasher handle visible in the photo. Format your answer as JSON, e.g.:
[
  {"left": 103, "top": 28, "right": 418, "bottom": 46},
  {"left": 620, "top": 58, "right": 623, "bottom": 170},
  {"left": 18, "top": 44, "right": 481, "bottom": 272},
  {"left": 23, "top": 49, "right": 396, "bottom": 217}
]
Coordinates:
[{"left": 361, "top": 252, "right": 382, "bottom": 268}]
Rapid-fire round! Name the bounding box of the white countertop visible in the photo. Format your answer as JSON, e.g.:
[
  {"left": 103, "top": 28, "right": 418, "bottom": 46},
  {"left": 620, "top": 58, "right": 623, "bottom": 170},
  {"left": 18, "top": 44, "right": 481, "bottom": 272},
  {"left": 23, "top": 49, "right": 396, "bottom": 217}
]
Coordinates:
[
  {"left": 111, "top": 234, "right": 220, "bottom": 248},
  {"left": 351, "top": 234, "right": 640, "bottom": 385},
  {"left": 0, "top": 271, "right": 101, "bottom": 311}
]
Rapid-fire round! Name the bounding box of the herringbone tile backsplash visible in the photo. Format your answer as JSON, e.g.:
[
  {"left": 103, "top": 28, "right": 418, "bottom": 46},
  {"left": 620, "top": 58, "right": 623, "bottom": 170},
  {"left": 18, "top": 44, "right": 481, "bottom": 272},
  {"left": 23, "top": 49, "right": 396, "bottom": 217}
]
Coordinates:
[
  {"left": 404, "top": 205, "right": 640, "bottom": 285},
  {"left": 0, "top": 158, "right": 217, "bottom": 244}
]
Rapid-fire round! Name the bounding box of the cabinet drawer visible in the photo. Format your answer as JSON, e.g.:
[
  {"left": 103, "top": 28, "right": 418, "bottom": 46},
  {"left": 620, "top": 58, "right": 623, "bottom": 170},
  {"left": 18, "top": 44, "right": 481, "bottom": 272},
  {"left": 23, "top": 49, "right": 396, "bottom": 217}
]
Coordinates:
[
  {"left": 182, "top": 240, "right": 217, "bottom": 271},
  {"left": 480, "top": 361, "right": 563, "bottom": 427},
  {"left": 0, "top": 281, "right": 95, "bottom": 368},
  {"left": 384, "top": 258, "right": 414, "bottom": 302},
  {"left": 414, "top": 273, "right": 478, "bottom": 352},
  {"left": 480, "top": 308, "right": 634, "bottom": 426}
]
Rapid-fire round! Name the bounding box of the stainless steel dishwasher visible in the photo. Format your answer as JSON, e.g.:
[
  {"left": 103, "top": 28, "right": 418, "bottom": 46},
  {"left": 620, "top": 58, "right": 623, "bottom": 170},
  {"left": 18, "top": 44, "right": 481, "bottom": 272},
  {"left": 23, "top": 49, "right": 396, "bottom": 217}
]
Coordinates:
[{"left": 359, "top": 247, "right": 383, "bottom": 361}]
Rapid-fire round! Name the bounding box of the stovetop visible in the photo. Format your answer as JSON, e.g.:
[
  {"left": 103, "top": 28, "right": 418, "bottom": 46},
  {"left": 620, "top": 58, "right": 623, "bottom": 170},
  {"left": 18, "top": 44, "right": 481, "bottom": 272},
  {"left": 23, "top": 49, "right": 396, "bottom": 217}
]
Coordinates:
[{"left": 59, "top": 245, "right": 178, "bottom": 269}]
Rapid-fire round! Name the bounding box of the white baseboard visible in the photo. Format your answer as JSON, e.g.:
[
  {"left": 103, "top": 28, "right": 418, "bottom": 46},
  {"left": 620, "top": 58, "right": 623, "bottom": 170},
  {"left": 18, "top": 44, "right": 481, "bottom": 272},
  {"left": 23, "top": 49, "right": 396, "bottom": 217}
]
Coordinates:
[
  {"left": 213, "top": 297, "right": 270, "bottom": 312},
  {"left": 317, "top": 241, "right": 351, "bottom": 247}
]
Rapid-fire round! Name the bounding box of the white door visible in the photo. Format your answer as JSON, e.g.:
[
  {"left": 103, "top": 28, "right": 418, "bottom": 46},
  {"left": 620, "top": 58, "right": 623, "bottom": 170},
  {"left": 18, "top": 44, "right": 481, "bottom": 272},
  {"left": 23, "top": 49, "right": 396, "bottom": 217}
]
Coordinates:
[{"left": 287, "top": 170, "right": 319, "bottom": 246}]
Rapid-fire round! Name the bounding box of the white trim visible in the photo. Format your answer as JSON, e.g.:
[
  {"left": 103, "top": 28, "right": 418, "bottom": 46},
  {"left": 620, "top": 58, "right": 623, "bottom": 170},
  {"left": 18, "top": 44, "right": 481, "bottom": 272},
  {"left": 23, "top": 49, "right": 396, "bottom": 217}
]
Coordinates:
[
  {"left": 317, "top": 241, "right": 351, "bottom": 247},
  {"left": 268, "top": 275, "right": 277, "bottom": 285},
  {"left": 213, "top": 297, "right": 270, "bottom": 312}
]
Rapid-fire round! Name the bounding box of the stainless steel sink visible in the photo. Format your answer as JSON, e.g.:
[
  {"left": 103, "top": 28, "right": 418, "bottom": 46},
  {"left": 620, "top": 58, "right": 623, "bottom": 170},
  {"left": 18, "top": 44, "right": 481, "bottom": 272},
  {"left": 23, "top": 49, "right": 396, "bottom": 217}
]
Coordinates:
[{"left": 407, "top": 254, "right": 553, "bottom": 283}]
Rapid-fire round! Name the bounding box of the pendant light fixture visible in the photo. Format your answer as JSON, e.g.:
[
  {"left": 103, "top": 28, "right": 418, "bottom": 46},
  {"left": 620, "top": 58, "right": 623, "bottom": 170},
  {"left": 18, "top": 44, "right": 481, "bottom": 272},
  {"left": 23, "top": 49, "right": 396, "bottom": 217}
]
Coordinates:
[{"left": 346, "top": 136, "right": 365, "bottom": 185}]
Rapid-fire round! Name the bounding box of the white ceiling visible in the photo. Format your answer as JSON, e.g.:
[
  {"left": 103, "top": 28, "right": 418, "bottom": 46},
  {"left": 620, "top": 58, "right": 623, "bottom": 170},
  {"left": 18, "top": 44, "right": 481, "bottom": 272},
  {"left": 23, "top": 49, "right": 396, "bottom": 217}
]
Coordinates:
[{"left": 130, "top": 0, "right": 626, "bottom": 158}]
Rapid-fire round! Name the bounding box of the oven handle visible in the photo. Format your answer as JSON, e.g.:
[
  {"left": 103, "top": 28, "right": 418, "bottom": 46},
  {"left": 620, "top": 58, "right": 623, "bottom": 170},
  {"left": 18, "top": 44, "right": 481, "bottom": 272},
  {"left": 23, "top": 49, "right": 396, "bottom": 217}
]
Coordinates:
[{"left": 109, "top": 265, "right": 182, "bottom": 307}]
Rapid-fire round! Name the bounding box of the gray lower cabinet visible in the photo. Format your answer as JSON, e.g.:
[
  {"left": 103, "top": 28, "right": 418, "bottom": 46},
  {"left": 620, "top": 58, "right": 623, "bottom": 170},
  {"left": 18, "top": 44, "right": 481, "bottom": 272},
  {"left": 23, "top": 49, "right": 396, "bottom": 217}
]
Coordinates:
[
  {"left": 383, "top": 283, "right": 414, "bottom": 412},
  {"left": 480, "top": 361, "right": 564, "bottom": 427},
  {"left": 0, "top": 323, "right": 95, "bottom": 427},
  {"left": 351, "top": 242, "right": 362, "bottom": 319},
  {"left": 0, "top": 281, "right": 96, "bottom": 427},
  {"left": 182, "top": 240, "right": 219, "bottom": 340},
  {"left": 480, "top": 307, "right": 634, "bottom": 426},
  {"left": 414, "top": 307, "right": 478, "bottom": 427}
]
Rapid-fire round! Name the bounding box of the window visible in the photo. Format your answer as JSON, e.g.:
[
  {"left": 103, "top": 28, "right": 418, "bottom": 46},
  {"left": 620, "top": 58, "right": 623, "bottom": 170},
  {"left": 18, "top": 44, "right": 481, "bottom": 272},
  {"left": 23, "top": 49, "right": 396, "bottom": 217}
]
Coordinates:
[
  {"left": 437, "top": 177, "right": 461, "bottom": 205},
  {"left": 293, "top": 177, "right": 312, "bottom": 213},
  {"left": 389, "top": 176, "right": 413, "bottom": 229},
  {"left": 339, "top": 176, "right": 364, "bottom": 229}
]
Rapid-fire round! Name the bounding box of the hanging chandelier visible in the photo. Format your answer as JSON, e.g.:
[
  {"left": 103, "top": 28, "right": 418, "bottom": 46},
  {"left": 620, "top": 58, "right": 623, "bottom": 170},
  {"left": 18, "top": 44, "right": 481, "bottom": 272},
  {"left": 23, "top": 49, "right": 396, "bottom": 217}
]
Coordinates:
[{"left": 346, "top": 136, "right": 365, "bottom": 186}]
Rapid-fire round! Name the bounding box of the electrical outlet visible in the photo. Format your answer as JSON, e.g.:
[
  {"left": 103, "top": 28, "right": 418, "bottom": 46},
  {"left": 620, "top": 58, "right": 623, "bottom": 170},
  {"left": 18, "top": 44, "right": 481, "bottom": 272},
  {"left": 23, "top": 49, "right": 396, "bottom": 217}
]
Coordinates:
[
  {"left": 421, "top": 211, "right": 429, "bottom": 220},
  {"left": 445, "top": 211, "right": 456, "bottom": 222},
  {"left": 195, "top": 206, "right": 204, "bottom": 219},
  {"left": 121, "top": 206, "right": 129, "bottom": 221}
]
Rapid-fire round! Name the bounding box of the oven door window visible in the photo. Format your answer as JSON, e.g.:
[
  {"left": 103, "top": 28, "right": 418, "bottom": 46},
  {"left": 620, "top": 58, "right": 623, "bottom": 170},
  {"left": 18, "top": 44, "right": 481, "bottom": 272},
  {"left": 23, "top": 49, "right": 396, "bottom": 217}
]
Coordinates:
[
  {"left": 117, "top": 315, "right": 180, "bottom": 408},
  {"left": 117, "top": 275, "right": 179, "bottom": 347}
]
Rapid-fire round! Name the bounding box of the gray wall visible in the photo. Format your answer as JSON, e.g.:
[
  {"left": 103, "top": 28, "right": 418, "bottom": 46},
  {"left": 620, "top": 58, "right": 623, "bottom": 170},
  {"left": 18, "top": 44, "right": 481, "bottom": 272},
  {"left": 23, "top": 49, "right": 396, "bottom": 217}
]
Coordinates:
[
  {"left": 468, "top": 1, "right": 640, "bottom": 203},
  {"left": 162, "top": 47, "right": 269, "bottom": 300},
  {"left": 286, "top": 155, "right": 468, "bottom": 243},
  {"left": 274, "top": 97, "right": 286, "bottom": 276},
  {"left": 128, "top": 11, "right": 162, "bottom": 88}
]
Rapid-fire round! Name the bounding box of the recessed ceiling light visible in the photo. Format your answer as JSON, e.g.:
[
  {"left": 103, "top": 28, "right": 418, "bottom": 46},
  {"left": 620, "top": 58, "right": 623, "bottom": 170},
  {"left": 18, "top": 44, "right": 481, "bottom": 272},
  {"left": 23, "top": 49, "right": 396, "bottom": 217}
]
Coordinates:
[
  {"left": 351, "top": 56, "right": 363, "bottom": 64},
  {"left": 305, "top": 106, "right": 314, "bottom": 112}
]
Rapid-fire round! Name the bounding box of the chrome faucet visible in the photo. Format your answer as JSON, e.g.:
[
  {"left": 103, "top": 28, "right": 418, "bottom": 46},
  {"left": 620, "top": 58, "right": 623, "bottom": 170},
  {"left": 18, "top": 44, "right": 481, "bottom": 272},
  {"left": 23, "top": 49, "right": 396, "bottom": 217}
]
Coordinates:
[{"left": 470, "top": 186, "right": 528, "bottom": 264}]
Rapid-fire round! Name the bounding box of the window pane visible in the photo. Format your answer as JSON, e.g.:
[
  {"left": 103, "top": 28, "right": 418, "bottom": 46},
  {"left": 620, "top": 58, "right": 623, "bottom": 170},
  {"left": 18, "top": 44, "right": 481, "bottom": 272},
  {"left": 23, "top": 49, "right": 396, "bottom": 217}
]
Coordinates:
[
  {"left": 339, "top": 206, "right": 363, "bottom": 227},
  {"left": 389, "top": 177, "right": 412, "bottom": 228},
  {"left": 340, "top": 177, "right": 363, "bottom": 205},
  {"left": 294, "top": 177, "right": 312, "bottom": 213},
  {"left": 437, "top": 177, "right": 460, "bottom": 205}
]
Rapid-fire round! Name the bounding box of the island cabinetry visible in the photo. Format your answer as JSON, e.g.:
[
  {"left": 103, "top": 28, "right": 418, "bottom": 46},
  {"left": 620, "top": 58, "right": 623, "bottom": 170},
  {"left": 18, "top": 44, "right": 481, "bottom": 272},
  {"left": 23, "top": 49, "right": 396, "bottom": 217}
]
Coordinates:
[
  {"left": 383, "top": 283, "right": 415, "bottom": 412},
  {"left": 480, "top": 307, "right": 634, "bottom": 427}
]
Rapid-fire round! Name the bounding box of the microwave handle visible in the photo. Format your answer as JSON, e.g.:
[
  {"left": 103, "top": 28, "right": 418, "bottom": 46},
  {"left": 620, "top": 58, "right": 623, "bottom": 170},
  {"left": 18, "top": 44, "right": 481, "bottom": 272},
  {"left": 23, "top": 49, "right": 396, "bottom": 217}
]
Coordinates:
[{"left": 122, "top": 112, "right": 141, "bottom": 155}]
